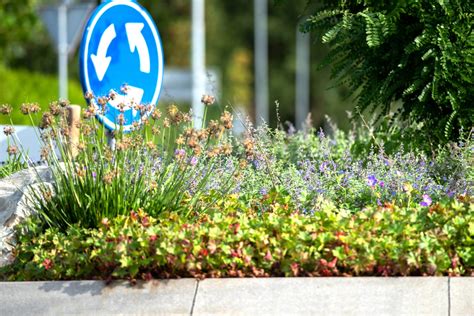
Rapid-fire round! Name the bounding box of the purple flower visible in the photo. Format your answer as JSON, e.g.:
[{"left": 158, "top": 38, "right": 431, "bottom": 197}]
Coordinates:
[
  {"left": 174, "top": 149, "right": 185, "bottom": 159},
  {"left": 367, "top": 175, "right": 377, "bottom": 187},
  {"left": 319, "top": 161, "right": 329, "bottom": 173},
  {"left": 420, "top": 194, "right": 432, "bottom": 207},
  {"left": 92, "top": 172, "right": 97, "bottom": 179},
  {"left": 259, "top": 188, "right": 268, "bottom": 196},
  {"left": 189, "top": 156, "right": 198, "bottom": 166},
  {"left": 379, "top": 181, "right": 385, "bottom": 188}
]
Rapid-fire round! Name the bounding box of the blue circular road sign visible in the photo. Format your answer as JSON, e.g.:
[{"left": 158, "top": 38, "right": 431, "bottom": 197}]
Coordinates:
[{"left": 79, "top": 0, "right": 164, "bottom": 132}]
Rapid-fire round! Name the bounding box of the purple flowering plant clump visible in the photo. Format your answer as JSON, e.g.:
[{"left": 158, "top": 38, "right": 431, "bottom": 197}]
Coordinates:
[{"left": 232, "top": 118, "right": 473, "bottom": 212}]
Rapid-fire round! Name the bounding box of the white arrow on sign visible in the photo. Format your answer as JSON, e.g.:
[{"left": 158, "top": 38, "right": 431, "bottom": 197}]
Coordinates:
[
  {"left": 125, "top": 23, "right": 151, "bottom": 74},
  {"left": 91, "top": 24, "right": 116, "bottom": 81}
]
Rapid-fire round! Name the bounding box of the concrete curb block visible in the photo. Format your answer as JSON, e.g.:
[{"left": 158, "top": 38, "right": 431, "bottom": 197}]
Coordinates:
[{"left": 0, "top": 277, "right": 472, "bottom": 315}]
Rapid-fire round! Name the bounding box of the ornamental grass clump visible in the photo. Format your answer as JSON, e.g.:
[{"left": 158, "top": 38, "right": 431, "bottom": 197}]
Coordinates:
[{"left": 3, "top": 95, "right": 239, "bottom": 231}]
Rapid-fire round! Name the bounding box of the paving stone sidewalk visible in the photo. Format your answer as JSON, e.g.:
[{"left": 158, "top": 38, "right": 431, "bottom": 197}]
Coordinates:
[{"left": 0, "top": 277, "right": 472, "bottom": 315}]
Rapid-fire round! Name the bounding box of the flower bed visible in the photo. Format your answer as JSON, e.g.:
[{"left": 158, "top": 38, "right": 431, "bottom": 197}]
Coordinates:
[{"left": 0, "top": 99, "right": 473, "bottom": 280}]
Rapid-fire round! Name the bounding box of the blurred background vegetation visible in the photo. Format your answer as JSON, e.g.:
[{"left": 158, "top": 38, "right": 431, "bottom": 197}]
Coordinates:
[{"left": 0, "top": 0, "right": 352, "bottom": 128}]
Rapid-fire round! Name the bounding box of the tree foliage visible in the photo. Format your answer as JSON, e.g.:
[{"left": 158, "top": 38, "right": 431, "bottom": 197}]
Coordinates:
[{"left": 302, "top": 0, "right": 474, "bottom": 142}]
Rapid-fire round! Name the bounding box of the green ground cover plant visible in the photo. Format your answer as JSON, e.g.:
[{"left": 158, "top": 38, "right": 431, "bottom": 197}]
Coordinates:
[
  {"left": 2, "top": 195, "right": 472, "bottom": 281},
  {"left": 0, "top": 95, "right": 472, "bottom": 280}
]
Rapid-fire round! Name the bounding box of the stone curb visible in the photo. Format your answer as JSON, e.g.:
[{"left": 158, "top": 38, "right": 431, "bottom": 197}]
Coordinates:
[{"left": 0, "top": 277, "right": 472, "bottom": 315}]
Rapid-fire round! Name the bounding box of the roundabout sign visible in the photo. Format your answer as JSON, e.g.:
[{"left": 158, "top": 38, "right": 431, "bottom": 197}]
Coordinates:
[{"left": 79, "top": 0, "right": 164, "bottom": 132}]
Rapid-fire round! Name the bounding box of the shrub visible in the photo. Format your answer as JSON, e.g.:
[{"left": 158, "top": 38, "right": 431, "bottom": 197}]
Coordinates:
[
  {"left": 2, "top": 195, "right": 472, "bottom": 281},
  {"left": 302, "top": 0, "right": 474, "bottom": 143}
]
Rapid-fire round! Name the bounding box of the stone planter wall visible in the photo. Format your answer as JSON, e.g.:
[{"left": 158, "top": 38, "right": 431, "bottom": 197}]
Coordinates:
[{"left": 0, "top": 167, "right": 53, "bottom": 267}]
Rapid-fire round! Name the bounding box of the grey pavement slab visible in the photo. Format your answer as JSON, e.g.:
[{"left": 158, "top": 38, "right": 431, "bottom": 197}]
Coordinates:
[
  {"left": 450, "top": 277, "right": 474, "bottom": 316},
  {"left": 193, "top": 277, "right": 449, "bottom": 316},
  {"left": 0, "top": 279, "right": 197, "bottom": 315}
]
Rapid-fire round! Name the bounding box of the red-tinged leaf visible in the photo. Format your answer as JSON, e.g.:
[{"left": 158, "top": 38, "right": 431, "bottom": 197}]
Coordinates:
[{"left": 328, "top": 257, "right": 338, "bottom": 269}]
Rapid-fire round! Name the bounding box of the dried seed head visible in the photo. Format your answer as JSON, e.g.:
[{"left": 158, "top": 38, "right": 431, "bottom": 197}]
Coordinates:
[
  {"left": 208, "top": 120, "right": 223, "bottom": 137},
  {"left": 185, "top": 128, "right": 195, "bottom": 138},
  {"left": 151, "top": 126, "right": 160, "bottom": 135},
  {"left": 220, "top": 111, "right": 233, "bottom": 129},
  {"left": 83, "top": 109, "right": 94, "bottom": 119},
  {"left": 61, "top": 127, "right": 70, "bottom": 137},
  {"left": 77, "top": 142, "right": 86, "bottom": 152},
  {"left": 138, "top": 104, "right": 147, "bottom": 116},
  {"left": 149, "top": 180, "right": 158, "bottom": 191},
  {"left": 108, "top": 90, "right": 117, "bottom": 100},
  {"left": 176, "top": 135, "right": 185, "bottom": 145},
  {"left": 76, "top": 167, "right": 86, "bottom": 178},
  {"left": 103, "top": 172, "right": 115, "bottom": 184},
  {"left": 116, "top": 140, "right": 129, "bottom": 151},
  {"left": 167, "top": 105, "right": 178, "bottom": 117},
  {"left": 197, "top": 129, "right": 209, "bottom": 141},
  {"left": 193, "top": 145, "right": 202, "bottom": 156},
  {"left": 30, "top": 102, "right": 41, "bottom": 113},
  {"left": 201, "top": 95, "right": 215, "bottom": 106},
  {"left": 187, "top": 137, "right": 198, "bottom": 149},
  {"left": 243, "top": 138, "right": 255, "bottom": 157},
  {"left": 0, "top": 104, "right": 12, "bottom": 115},
  {"left": 3, "top": 126, "right": 15, "bottom": 136},
  {"left": 220, "top": 143, "right": 233, "bottom": 155},
  {"left": 117, "top": 114, "right": 125, "bottom": 126},
  {"left": 151, "top": 109, "right": 162, "bottom": 120},
  {"left": 207, "top": 147, "right": 220, "bottom": 158},
  {"left": 39, "top": 112, "right": 54, "bottom": 129},
  {"left": 49, "top": 101, "right": 61, "bottom": 116},
  {"left": 146, "top": 141, "right": 156, "bottom": 150},
  {"left": 182, "top": 112, "right": 192, "bottom": 123},
  {"left": 58, "top": 99, "right": 70, "bottom": 107},
  {"left": 163, "top": 118, "right": 170, "bottom": 128},
  {"left": 84, "top": 91, "right": 94, "bottom": 100},
  {"left": 81, "top": 124, "right": 93, "bottom": 136},
  {"left": 7, "top": 145, "right": 19, "bottom": 156},
  {"left": 20, "top": 103, "right": 41, "bottom": 115},
  {"left": 20, "top": 103, "right": 32, "bottom": 115},
  {"left": 97, "top": 97, "right": 109, "bottom": 106},
  {"left": 104, "top": 148, "right": 113, "bottom": 161}
]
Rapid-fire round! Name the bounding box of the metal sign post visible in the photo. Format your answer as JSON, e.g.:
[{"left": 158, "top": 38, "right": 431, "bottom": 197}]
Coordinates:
[
  {"left": 58, "top": 1, "right": 69, "bottom": 100},
  {"left": 254, "top": 0, "right": 269, "bottom": 126},
  {"left": 39, "top": 0, "right": 95, "bottom": 100},
  {"left": 295, "top": 27, "right": 310, "bottom": 129},
  {"left": 192, "top": 0, "right": 206, "bottom": 129}
]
